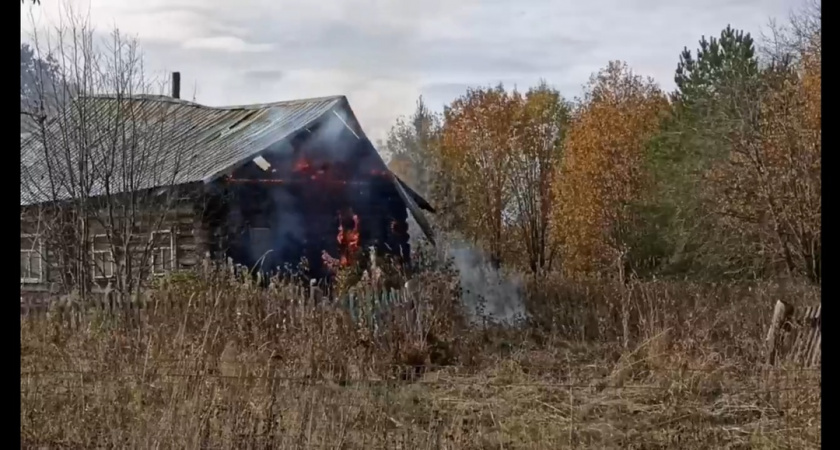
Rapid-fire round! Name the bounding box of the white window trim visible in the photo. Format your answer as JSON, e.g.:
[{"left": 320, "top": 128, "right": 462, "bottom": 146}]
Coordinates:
[
  {"left": 20, "top": 233, "right": 44, "bottom": 284},
  {"left": 150, "top": 229, "right": 176, "bottom": 276},
  {"left": 91, "top": 234, "right": 116, "bottom": 280}
]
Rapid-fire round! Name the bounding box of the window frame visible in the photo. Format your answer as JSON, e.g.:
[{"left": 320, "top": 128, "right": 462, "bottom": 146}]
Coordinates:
[
  {"left": 90, "top": 234, "right": 116, "bottom": 280},
  {"left": 150, "top": 229, "right": 176, "bottom": 276},
  {"left": 20, "top": 233, "right": 44, "bottom": 284}
]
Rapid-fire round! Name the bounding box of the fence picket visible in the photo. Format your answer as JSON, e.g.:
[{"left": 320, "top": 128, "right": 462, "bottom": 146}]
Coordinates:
[{"left": 765, "top": 300, "right": 821, "bottom": 368}]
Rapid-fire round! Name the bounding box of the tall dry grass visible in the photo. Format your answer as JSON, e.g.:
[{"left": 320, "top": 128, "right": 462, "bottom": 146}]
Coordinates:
[{"left": 21, "top": 263, "right": 820, "bottom": 449}]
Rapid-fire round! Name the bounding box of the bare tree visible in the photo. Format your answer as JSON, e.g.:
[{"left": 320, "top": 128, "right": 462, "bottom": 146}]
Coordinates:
[
  {"left": 383, "top": 96, "right": 441, "bottom": 199},
  {"left": 21, "top": 10, "right": 195, "bottom": 300},
  {"left": 21, "top": 43, "right": 63, "bottom": 135},
  {"left": 761, "top": 0, "right": 820, "bottom": 65}
]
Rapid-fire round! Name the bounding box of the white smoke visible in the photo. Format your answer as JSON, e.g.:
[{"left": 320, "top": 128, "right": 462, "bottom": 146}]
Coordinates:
[{"left": 407, "top": 218, "right": 527, "bottom": 326}]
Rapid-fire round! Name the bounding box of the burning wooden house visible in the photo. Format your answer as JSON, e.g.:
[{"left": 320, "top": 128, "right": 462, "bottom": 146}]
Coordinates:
[{"left": 20, "top": 76, "right": 434, "bottom": 294}]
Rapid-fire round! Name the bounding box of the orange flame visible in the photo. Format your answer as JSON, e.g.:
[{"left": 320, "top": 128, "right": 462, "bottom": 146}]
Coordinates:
[
  {"left": 337, "top": 212, "right": 361, "bottom": 267},
  {"left": 294, "top": 159, "right": 311, "bottom": 172}
]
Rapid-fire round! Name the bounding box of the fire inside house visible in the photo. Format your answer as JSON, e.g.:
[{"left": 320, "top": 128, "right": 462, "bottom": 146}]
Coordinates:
[
  {"left": 214, "top": 108, "right": 436, "bottom": 279},
  {"left": 20, "top": 74, "right": 435, "bottom": 291}
]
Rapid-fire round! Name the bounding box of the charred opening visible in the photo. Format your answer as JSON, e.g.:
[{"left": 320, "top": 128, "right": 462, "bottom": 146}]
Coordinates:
[{"left": 208, "top": 110, "right": 413, "bottom": 281}]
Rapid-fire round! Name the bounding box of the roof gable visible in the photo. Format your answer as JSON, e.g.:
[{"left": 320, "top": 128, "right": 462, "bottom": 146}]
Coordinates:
[
  {"left": 20, "top": 94, "right": 348, "bottom": 205},
  {"left": 20, "top": 93, "right": 438, "bottom": 244}
]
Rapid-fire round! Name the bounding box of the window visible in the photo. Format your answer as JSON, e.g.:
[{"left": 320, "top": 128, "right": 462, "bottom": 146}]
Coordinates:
[
  {"left": 20, "top": 234, "right": 43, "bottom": 283},
  {"left": 151, "top": 230, "right": 175, "bottom": 275},
  {"left": 93, "top": 249, "right": 115, "bottom": 278},
  {"left": 91, "top": 234, "right": 115, "bottom": 279}
]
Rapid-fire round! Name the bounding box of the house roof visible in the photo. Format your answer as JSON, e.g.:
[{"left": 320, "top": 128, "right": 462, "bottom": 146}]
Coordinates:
[
  {"left": 19, "top": 93, "right": 437, "bottom": 243},
  {"left": 20, "top": 94, "right": 351, "bottom": 206}
]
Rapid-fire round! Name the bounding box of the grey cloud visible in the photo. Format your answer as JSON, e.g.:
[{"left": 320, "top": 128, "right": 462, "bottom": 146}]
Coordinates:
[
  {"left": 35, "top": 0, "right": 803, "bottom": 140},
  {"left": 243, "top": 70, "right": 286, "bottom": 82},
  {"left": 419, "top": 83, "right": 472, "bottom": 109},
  {"left": 125, "top": 1, "right": 648, "bottom": 88},
  {"left": 130, "top": 3, "right": 254, "bottom": 36},
  {"left": 149, "top": 11, "right": 597, "bottom": 78},
  {"left": 194, "top": 14, "right": 600, "bottom": 79},
  {"left": 233, "top": 70, "right": 287, "bottom": 94}
]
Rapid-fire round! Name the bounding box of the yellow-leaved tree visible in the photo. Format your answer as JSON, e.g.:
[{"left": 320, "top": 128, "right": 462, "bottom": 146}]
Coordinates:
[
  {"left": 554, "top": 61, "right": 669, "bottom": 277},
  {"left": 439, "top": 85, "right": 522, "bottom": 266},
  {"left": 508, "top": 83, "right": 570, "bottom": 273}
]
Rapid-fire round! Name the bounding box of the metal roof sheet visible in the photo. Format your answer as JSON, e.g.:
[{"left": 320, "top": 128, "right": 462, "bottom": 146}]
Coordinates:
[{"left": 20, "top": 94, "right": 346, "bottom": 205}]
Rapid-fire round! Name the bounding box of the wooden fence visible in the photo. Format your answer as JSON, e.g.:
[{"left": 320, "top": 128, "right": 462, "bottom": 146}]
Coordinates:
[{"left": 765, "top": 300, "right": 821, "bottom": 367}]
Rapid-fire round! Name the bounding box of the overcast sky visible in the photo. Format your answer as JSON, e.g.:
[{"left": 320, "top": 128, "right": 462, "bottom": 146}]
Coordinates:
[{"left": 21, "top": 0, "right": 803, "bottom": 143}]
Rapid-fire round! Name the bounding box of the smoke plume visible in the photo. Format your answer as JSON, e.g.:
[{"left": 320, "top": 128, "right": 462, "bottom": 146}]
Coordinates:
[{"left": 408, "top": 219, "right": 527, "bottom": 326}]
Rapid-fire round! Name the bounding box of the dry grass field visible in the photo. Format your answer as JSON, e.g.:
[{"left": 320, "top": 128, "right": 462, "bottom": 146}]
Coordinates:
[{"left": 21, "top": 266, "right": 820, "bottom": 449}]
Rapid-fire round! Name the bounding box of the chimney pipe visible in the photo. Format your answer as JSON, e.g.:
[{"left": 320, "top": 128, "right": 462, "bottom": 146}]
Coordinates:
[{"left": 171, "top": 72, "right": 181, "bottom": 99}]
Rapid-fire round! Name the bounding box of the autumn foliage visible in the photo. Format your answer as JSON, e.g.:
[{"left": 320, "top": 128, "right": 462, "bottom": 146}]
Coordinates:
[
  {"left": 438, "top": 86, "right": 517, "bottom": 265},
  {"left": 430, "top": 84, "right": 568, "bottom": 270},
  {"left": 385, "top": 7, "right": 819, "bottom": 284},
  {"left": 708, "top": 34, "right": 821, "bottom": 281},
  {"left": 554, "top": 62, "right": 668, "bottom": 276}
]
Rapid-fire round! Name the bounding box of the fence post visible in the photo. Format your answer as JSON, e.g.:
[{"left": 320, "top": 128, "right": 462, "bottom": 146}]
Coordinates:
[
  {"left": 406, "top": 281, "right": 422, "bottom": 336},
  {"left": 67, "top": 296, "right": 77, "bottom": 330},
  {"left": 348, "top": 289, "right": 357, "bottom": 324},
  {"left": 765, "top": 300, "right": 793, "bottom": 365},
  {"left": 369, "top": 287, "right": 377, "bottom": 332},
  {"left": 309, "top": 279, "right": 317, "bottom": 308}
]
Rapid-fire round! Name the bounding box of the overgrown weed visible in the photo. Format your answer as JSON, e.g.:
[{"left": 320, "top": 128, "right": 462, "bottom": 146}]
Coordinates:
[{"left": 21, "top": 263, "right": 820, "bottom": 449}]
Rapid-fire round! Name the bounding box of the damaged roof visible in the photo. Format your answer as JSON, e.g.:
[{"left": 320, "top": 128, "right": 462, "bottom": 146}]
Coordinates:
[
  {"left": 20, "top": 94, "right": 356, "bottom": 206},
  {"left": 20, "top": 93, "right": 436, "bottom": 243}
]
